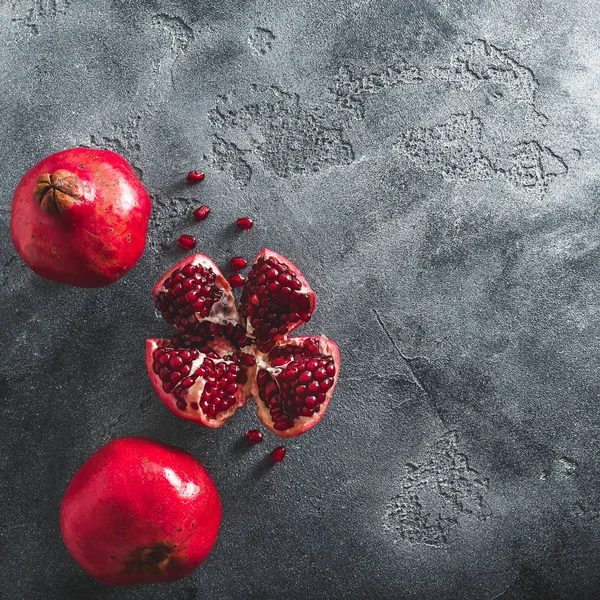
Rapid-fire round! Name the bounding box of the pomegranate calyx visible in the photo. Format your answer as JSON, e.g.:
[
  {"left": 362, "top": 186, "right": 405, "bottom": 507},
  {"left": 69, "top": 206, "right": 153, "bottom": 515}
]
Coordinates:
[
  {"left": 33, "top": 170, "right": 85, "bottom": 216},
  {"left": 124, "top": 542, "right": 179, "bottom": 576}
]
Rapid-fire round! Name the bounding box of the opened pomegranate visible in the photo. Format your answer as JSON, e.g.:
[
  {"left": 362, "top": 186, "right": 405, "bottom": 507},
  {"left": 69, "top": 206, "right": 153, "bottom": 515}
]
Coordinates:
[
  {"left": 147, "top": 249, "right": 339, "bottom": 436},
  {"left": 11, "top": 147, "right": 151, "bottom": 287},
  {"left": 60, "top": 437, "right": 221, "bottom": 585}
]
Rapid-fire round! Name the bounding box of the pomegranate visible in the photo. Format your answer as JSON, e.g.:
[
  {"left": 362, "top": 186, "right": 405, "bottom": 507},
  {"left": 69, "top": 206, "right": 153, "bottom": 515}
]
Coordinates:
[
  {"left": 252, "top": 335, "right": 340, "bottom": 436},
  {"left": 239, "top": 249, "right": 316, "bottom": 352},
  {"left": 229, "top": 273, "right": 245, "bottom": 288},
  {"left": 230, "top": 256, "right": 248, "bottom": 270},
  {"left": 152, "top": 254, "right": 239, "bottom": 338},
  {"left": 60, "top": 437, "right": 221, "bottom": 586},
  {"left": 11, "top": 147, "right": 151, "bottom": 287},
  {"left": 178, "top": 235, "right": 196, "bottom": 250},
  {"left": 147, "top": 249, "right": 339, "bottom": 436}
]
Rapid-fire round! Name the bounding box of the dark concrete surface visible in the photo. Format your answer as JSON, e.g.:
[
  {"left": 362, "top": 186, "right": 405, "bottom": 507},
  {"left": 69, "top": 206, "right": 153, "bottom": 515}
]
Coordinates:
[{"left": 1, "top": 0, "right": 600, "bottom": 598}]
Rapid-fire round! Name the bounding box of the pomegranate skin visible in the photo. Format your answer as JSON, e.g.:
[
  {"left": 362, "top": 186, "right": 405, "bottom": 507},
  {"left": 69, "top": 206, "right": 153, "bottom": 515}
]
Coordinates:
[
  {"left": 11, "top": 147, "right": 151, "bottom": 287},
  {"left": 60, "top": 437, "right": 221, "bottom": 586}
]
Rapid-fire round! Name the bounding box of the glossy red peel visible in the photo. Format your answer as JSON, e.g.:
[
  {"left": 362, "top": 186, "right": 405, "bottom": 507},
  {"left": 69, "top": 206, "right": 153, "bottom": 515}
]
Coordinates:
[
  {"left": 60, "top": 437, "right": 221, "bottom": 585},
  {"left": 11, "top": 148, "right": 151, "bottom": 287}
]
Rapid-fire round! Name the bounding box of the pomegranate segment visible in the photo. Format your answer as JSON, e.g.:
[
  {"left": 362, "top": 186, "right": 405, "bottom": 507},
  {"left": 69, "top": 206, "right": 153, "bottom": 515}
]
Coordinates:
[
  {"left": 153, "top": 254, "right": 238, "bottom": 335},
  {"left": 146, "top": 338, "right": 254, "bottom": 428},
  {"left": 252, "top": 335, "right": 340, "bottom": 437},
  {"left": 240, "top": 249, "right": 316, "bottom": 351}
]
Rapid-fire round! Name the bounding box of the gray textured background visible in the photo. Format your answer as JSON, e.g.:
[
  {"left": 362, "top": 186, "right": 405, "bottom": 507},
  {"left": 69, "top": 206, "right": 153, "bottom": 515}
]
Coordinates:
[{"left": 1, "top": 0, "right": 600, "bottom": 598}]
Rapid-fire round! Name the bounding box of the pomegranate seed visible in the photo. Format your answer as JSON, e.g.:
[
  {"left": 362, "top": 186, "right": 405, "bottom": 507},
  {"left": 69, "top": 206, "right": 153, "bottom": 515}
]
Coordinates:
[
  {"left": 178, "top": 235, "right": 196, "bottom": 250},
  {"left": 240, "top": 353, "right": 256, "bottom": 367},
  {"left": 187, "top": 170, "right": 205, "bottom": 183},
  {"left": 271, "top": 446, "right": 286, "bottom": 462},
  {"left": 193, "top": 205, "right": 210, "bottom": 221},
  {"left": 230, "top": 256, "right": 248, "bottom": 270},
  {"left": 246, "top": 429, "right": 263, "bottom": 445},
  {"left": 236, "top": 217, "right": 253, "bottom": 230},
  {"left": 229, "top": 274, "right": 245, "bottom": 288}
]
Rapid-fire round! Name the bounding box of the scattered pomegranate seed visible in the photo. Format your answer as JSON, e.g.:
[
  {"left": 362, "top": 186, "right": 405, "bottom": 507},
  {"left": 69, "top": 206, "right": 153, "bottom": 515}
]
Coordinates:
[
  {"left": 229, "top": 274, "right": 245, "bottom": 288},
  {"left": 178, "top": 235, "right": 196, "bottom": 251},
  {"left": 246, "top": 430, "right": 263, "bottom": 445},
  {"left": 193, "top": 205, "right": 210, "bottom": 221},
  {"left": 187, "top": 170, "right": 205, "bottom": 183},
  {"left": 236, "top": 217, "right": 253, "bottom": 230},
  {"left": 230, "top": 256, "right": 248, "bottom": 270},
  {"left": 271, "top": 446, "right": 286, "bottom": 462}
]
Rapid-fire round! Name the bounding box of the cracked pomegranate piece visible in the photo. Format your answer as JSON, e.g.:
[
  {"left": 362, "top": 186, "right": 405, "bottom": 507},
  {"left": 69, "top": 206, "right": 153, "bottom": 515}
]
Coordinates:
[
  {"left": 153, "top": 254, "right": 238, "bottom": 336},
  {"left": 146, "top": 337, "right": 255, "bottom": 428},
  {"left": 147, "top": 249, "right": 339, "bottom": 436},
  {"left": 240, "top": 249, "right": 316, "bottom": 352},
  {"left": 252, "top": 336, "right": 340, "bottom": 437}
]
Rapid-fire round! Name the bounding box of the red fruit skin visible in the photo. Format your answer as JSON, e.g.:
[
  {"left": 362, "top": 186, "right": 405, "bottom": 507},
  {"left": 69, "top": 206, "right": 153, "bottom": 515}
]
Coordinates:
[
  {"left": 252, "top": 335, "right": 340, "bottom": 437},
  {"left": 60, "top": 437, "right": 221, "bottom": 586},
  {"left": 11, "top": 147, "right": 151, "bottom": 287}
]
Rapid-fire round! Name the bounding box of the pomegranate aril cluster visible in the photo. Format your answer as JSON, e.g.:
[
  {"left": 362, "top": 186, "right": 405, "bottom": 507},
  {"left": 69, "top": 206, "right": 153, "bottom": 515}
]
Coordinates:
[
  {"left": 257, "top": 345, "right": 336, "bottom": 430},
  {"left": 152, "top": 346, "right": 247, "bottom": 419},
  {"left": 155, "top": 264, "right": 222, "bottom": 333},
  {"left": 240, "top": 257, "right": 311, "bottom": 350}
]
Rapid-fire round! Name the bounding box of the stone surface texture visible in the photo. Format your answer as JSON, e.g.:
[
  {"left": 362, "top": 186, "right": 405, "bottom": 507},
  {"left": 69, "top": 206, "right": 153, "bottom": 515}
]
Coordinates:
[{"left": 1, "top": 0, "right": 600, "bottom": 598}]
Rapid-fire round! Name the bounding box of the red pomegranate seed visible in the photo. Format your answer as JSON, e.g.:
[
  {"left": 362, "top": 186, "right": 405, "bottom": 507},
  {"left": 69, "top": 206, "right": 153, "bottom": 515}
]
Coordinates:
[
  {"left": 193, "top": 205, "right": 210, "bottom": 221},
  {"left": 271, "top": 446, "right": 286, "bottom": 462},
  {"left": 187, "top": 170, "right": 205, "bottom": 183},
  {"left": 229, "top": 274, "right": 245, "bottom": 288},
  {"left": 230, "top": 256, "right": 248, "bottom": 270},
  {"left": 236, "top": 217, "right": 253, "bottom": 230},
  {"left": 246, "top": 429, "right": 263, "bottom": 445},
  {"left": 178, "top": 235, "right": 196, "bottom": 250},
  {"left": 240, "top": 353, "right": 256, "bottom": 367}
]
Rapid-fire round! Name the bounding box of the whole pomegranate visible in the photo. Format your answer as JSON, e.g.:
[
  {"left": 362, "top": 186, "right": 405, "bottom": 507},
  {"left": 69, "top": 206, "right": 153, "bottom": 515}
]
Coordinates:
[
  {"left": 60, "top": 437, "right": 221, "bottom": 585},
  {"left": 11, "top": 147, "right": 151, "bottom": 287},
  {"left": 147, "top": 249, "right": 340, "bottom": 437}
]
